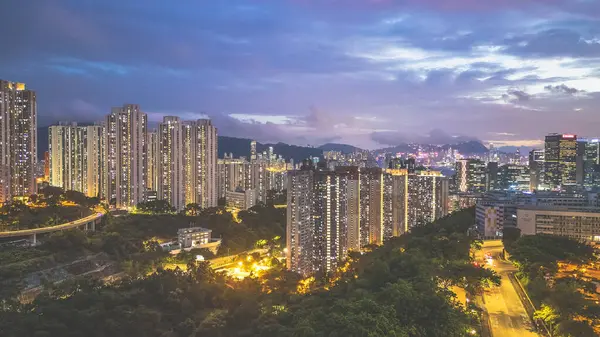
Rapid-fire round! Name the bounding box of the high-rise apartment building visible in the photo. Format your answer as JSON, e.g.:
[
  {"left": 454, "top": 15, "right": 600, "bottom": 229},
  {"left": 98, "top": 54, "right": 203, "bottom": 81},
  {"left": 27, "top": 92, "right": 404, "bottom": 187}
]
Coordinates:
[
  {"left": 146, "top": 118, "right": 218, "bottom": 210},
  {"left": 407, "top": 170, "right": 449, "bottom": 229},
  {"left": 250, "top": 140, "right": 257, "bottom": 161},
  {"left": 544, "top": 133, "right": 577, "bottom": 190},
  {"left": 158, "top": 117, "right": 185, "bottom": 209},
  {"left": 383, "top": 169, "right": 449, "bottom": 236},
  {"left": 0, "top": 80, "right": 37, "bottom": 201},
  {"left": 182, "top": 119, "right": 218, "bottom": 208},
  {"left": 48, "top": 123, "right": 103, "bottom": 197},
  {"left": 456, "top": 159, "right": 487, "bottom": 193},
  {"left": 104, "top": 104, "right": 148, "bottom": 209},
  {"left": 336, "top": 166, "right": 360, "bottom": 251},
  {"left": 85, "top": 125, "right": 104, "bottom": 198},
  {"left": 287, "top": 164, "right": 449, "bottom": 276},
  {"left": 286, "top": 163, "right": 352, "bottom": 275},
  {"left": 286, "top": 168, "right": 314, "bottom": 275},
  {"left": 146, "top": 130, "right": 160, "bottom": 193},
  {"left": 217, "top": 156, "right": 250, "bottom": 199},
  {"left": 49, "top": 123, "right": 85, "bottom": 193},
  {"left": 359, "top": 167, "right": 383, "bottom": 247},
  {"left": 249, "top": 160, "right": 268, "bottom": 204},
  {"left": 383, "top": 169, "right": 406, "bottom": 239},
  {"left": 312, "top": 170, "right": 348, "bottom": 273}
]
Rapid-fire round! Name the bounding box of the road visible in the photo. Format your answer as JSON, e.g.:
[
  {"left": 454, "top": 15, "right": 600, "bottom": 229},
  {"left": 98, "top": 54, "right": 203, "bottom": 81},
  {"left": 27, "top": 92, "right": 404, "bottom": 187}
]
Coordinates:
[
  {"left": 479, "top": 240, "right": 539, "bottom": 337},
  {"left": 0, "top": 211, "right": 104, "bottom": 238}
]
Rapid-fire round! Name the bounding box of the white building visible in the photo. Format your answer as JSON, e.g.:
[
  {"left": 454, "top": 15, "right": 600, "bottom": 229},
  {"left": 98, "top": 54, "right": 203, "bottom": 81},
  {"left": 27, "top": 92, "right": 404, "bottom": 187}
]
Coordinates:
[
  {"left": 158, "top": 117, "right": 185, "bottom": 209},
  {"left": 286, "top": 169, "right": 314, "bottom": 275},
  {"left": 218, "top": 156, "right": 249, "bottom": 200},
  {"left": 0, "top": 80, "right": 37, "bottom": 201},
  {"left": 49, "top": 123, "right": 104, "bottom": 197},
  {"left": 104, "top": 104, "right": 148, "bottom": 209},
  {"left": 183, "top": 119, "right": 218, "bottom": 209},
  {"left": 383, "top": 169, "right": 449, "bottom": 238},
  {"left": 476, "top": 191, "right": 598, "bottom": 238},
  {"left": 177, "top": 227, "right": 221, "bottom": 254},
  {"left": 517, "top": 206, "right": 600, "bottom": 242},
  {"left": 146, "top": 130, "right": 160, "bottom": 194},
  {"left": 226, "top": 189, "right": 256, "bottom": 210}
]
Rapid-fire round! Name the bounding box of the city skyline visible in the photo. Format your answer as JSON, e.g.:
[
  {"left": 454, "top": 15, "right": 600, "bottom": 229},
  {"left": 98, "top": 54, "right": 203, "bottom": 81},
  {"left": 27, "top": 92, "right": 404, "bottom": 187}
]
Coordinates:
[{"left": 1, "top": 1, "right": 599, "bottom": 149}]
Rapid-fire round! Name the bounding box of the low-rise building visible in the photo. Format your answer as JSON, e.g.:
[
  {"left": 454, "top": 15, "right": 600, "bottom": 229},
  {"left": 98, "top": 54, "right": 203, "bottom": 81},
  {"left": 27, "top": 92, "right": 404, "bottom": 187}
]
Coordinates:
[
  {"left": 177, "top": 227, "right": 221, "bottom": 254},
  {"left": 226, "top": 189, "right": 256, "bottom": 210},
  {"left": 517, "top": 206, "right": 600, "bottom": 242},
  {"left": 475, "top": 191, "right": 597, "bottom": 238}
]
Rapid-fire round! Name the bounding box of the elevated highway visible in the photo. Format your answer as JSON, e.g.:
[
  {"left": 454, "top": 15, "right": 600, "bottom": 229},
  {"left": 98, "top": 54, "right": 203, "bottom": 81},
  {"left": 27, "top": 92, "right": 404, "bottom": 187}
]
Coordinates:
[{"left": 0, "top": 211, "right": 105, "bottom": 244}]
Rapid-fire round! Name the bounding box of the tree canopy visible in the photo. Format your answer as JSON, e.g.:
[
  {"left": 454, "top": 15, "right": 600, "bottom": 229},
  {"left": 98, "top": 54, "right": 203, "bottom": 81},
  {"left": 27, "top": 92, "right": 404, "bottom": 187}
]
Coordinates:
[{"left": 0, "top": 207, "right": 499, "bottom": 337}]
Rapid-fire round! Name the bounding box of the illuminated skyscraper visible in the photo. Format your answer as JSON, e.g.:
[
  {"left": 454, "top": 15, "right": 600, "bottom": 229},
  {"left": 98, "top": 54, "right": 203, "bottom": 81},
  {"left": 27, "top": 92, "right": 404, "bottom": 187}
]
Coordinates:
[
  {"left": 359, "top": 167, "right": 383, "bottom": 247},
  {"left": 182, "top": 119, "right": 218, "bottom": 208},
  {"left": 85, "top": 125, "right": 104, "bottom": 198},
  {"left": 578, "top": 138, "right": 600, "bottom": 190},
  {"left": 146, "top": 130, "right": 160, "bottom": 193},
  {"left": 49, "top": 123, "right": 85, "bottom": 193},
  {"left": 104, "top": 104, "right": 148, "bottom": 208},
  {"left": 383, "top": 169, "right": 407, "bottom": 239},
  {"left": 336, "top": 166, "right": 360, "bottom": 251},
  {"left": 383, "top": 169, "right": 449, "bottom": 236},
  {"left": 250, "top": 140, "right": 257, "bottom": 161},
  {"left": 286, "top": 168, "right": 314, "bottom": 275},
  {"left": 48, "top": 123, "right": 103, "bottom": 197},
  {"left": 312, "top": 170, "right": 348, "bottom": 273},
  {"left": 407, "top": 171, "right": 448, "bottom": 228},
  {"left": 158, "top": 117, "right": 185, "bottom": 209},
  {"left": 249, "top": 160, "right": 267, "bottom": 204},
  {"left": 0, "top": 80, "right": 37, "bottom": 201},
  {"left": 529, "top": 149, "right": 544, "bottom": 191},
  {"left": 455, "top": 159, "right": 487, "bottom": 193},
  {"left": 217, "top": 156, "right": 249, "bottom": 199},
  {"left": 498, "top": 164, "right": 530, "bottom": 191},
  {"left": 544, "top": 133, "right": 577, "bottom": 190},
  {"left": 286, "top": 163, "right": 351, "bottom": 275}
]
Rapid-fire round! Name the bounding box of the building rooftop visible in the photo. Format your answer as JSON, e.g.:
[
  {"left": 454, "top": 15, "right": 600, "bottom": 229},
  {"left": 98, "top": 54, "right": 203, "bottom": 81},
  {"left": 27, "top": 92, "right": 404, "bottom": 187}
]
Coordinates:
[
  {"left": 517, "top": 205, "right": 600, "bottom": 213},
  {"left": 177, "top": 227, "right": 212, "bottom": 234}
]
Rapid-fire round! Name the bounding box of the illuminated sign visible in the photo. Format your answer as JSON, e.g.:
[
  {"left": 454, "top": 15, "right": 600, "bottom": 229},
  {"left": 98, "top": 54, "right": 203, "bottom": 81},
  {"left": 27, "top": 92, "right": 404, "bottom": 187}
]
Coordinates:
[{"left": 562, "top": 134, "right": 576, "bottom": 139}]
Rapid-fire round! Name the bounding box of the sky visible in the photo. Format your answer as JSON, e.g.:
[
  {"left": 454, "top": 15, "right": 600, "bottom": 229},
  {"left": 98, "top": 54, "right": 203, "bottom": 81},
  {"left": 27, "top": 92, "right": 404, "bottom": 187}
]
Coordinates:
[{"left": 1, "top": 0, "right": 599, "bottom": 150}]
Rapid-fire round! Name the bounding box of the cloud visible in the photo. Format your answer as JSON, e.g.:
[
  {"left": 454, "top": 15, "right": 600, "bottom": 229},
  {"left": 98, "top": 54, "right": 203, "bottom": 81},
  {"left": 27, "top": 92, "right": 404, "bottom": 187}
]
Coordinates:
[
  {"left": 2, "top": 0, "right": 600, "bottom": 149},
  {"left": 544, "top": 84, "right": 583, "bottom": 95},
  {"left": 502, "top": 89, "right": 532, "bottom": 103},
  {"left": 504, "top": 29, "right": 600, "bottom": 58}
]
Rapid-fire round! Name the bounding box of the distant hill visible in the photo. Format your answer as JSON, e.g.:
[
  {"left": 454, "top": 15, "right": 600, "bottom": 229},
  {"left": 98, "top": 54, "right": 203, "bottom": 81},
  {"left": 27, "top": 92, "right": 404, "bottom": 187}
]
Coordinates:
[
  {"left": 442, "top": 141, "right": 488, "bottom": 154},
  {"left": 220, "top": 136, "right": 323, "bottom": 162},
  {"left": 318, "top": 143, "right": 364, "bottom": 154}
]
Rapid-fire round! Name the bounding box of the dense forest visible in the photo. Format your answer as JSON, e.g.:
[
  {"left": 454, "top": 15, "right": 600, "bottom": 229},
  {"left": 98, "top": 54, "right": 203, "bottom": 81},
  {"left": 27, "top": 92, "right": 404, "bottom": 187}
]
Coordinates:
[
  {"left": 0, "top": 208, "right": 500, "bottom": 337},
  {"left": 504, "top": 230, "right": 600, "bottom": 336}
]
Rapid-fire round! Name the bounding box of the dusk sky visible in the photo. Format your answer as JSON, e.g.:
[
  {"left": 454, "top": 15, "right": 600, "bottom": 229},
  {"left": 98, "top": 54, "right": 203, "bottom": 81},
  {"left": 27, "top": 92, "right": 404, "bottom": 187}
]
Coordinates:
[{"left": 1, "top": 0, "right": 599, "bottom": 149}]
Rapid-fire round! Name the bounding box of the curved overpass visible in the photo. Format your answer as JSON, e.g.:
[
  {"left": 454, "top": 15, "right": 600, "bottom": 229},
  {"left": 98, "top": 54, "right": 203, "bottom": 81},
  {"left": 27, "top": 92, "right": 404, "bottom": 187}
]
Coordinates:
[{"left": 0, "top": 212, "right": 105, "bottom": 243}]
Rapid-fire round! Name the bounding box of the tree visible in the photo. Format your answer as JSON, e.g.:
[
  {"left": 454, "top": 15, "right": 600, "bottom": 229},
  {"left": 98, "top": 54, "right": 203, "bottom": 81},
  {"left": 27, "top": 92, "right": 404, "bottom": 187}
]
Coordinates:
[
  {"left": 502, "top": 226, "right": 521, "bottom": 249},
  {"left": 136, "top": 200, "right": 175, "bottom": 214},
  {"left": 183, "top": 203, "right": 201, "bottom": 216},
  {"left": 64, "top": 190, "right": 88, "bottom": 206},
  {"left": 39, "top": 186, "right": 64, "bottom": 204},
  {"left": 534, "top": 304, "right": 559, "bottom": 334}
]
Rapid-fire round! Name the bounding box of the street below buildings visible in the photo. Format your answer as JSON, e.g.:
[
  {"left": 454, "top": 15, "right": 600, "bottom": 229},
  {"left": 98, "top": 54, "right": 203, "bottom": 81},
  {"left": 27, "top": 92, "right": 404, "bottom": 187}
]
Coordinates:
[{"left": 478, "top": 240, "right": 540, "bottom": 337}]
